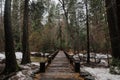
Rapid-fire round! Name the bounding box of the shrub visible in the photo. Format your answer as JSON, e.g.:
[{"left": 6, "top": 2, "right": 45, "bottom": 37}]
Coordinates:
[{"left": 110, "top": 58, "right": 120, "bottom": 74}]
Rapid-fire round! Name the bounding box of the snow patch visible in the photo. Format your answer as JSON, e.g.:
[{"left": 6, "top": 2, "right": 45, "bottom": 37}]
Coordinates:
[
  {"left": 0, "top": 52, "right": 40, "bottom": 60},
  {"left": 9, "top": 62, "right": 39, "bottom": 80},
  {"left": 0, "top": 53, "right": 5, "bottom": 60},
  {"left": 16, "top": 72, "right": 26, "bottom": 78},
  {"left": 83, "top": 67, "right": 120, "bottom": 80},
  {"left": 15, "top": 52, "right": 23, "bottom": 60},
  {"left": 31, "top": 52, "right": 38, "bottom": 54},
  {"left": 31, "top": 62, "right": 40, "bottom": 66},
  {"left": 0, "top": 52, "right": 23, "bottom": 60},
  {"left": 96, "top": 54, "right": 112, "bottom": 59}
]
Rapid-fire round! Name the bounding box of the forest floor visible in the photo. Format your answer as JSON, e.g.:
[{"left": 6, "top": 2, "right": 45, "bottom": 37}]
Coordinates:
[
  {"left": 0, "top": 52, "right": 120, "bottom": 80},
  {"left": 82, "top": 67, "right": 120, "bottom": 80}
]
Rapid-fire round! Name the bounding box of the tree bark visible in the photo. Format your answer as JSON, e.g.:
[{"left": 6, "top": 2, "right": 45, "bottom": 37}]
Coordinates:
[
  {"left": 3, "top": 0, "right": 19, "bottom": 74},
  {"left": 116, "top": 0, "right": 120, "bottom": 34},
  {"left": 105, "top": 0, "right": 120, "bottom": 59},
  {"left": 0, "top": 0, "right": 4, "bottom": 51},
  {"left": 12, "top": 0, "right": 21, "bottom": 51},
  {"left": 21, "top": 0, "right": 31, "bottom": 64},
  {"left": 85, "top": 0, "right": 90, "bottom": 63}
]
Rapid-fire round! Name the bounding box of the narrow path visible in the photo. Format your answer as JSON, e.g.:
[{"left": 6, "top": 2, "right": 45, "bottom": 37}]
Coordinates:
[
  {"left": 46, "top": 51, "right": 74, "bottom": 73},
  {"left": 36, "top": 51, "right": 84, "bottom": 80}
]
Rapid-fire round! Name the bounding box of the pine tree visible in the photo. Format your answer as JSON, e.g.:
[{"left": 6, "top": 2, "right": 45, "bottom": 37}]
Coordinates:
[
  {"left": 3, "top": 0, "right": 19, "bottom": 74},
  {"left": 21, "top": 0, "right": 31, "bottom": 64},
  {"left": 105, "top": 0, "right": 120, "bottom": 59}
]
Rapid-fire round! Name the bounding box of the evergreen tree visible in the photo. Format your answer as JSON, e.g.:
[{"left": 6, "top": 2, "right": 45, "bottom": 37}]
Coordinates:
[
  {"left": 21, "top": 0, "right": 31, "bottom": 64},
  {"left": 105, "top": 0, "right": 120, "bottom": 59},
  {"left": 3, "top": 0, "right": 19, "bottom": 74}
]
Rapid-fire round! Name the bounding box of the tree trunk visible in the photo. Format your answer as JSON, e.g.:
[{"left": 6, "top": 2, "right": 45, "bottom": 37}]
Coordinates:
[
  {"left": 21, "top": 0, "right": 31, "bottom": 64},
  {"left": 0, "top": 0, "right": 4, "bottom": 51},
  {"left": 85, "top": 0, "right": 90, "bottom": 63},
  {"left": 3, "top": 0, "right": 19, "bottom": 74},
  {"left": 60, "top": 25, "right": 62, "bottom": 50},
  {"left": 12, "top": 0, "right": 21, "bottom": 51},
  {"left": 105, "top": 0, "right": 120, "bottom": 59},
  {"left": 116, "top": 0, "right": 120, "bottom": 36}
]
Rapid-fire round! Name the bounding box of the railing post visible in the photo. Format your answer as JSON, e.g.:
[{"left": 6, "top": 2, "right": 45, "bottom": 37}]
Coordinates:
[
  {"left": 69, "top": 55, "right": 73, "bottom": 64},
  {"left": 40, "top": 62, "right": 45, "bottom": 73},
  {"left": 48, "top": 56, "right": 52, "bottom": 64},
  {"left": 70, "top": 57, "right": 73, "bottom": 64},
  {"left": 74, "top": 60, "right": 80, "bottom": 73}
]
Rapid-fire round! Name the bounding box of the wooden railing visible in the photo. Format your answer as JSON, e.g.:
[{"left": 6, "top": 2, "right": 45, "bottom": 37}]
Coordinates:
[
  {"left": 39, "top": 51, "right": 58, "bottom": 73},
  {"left": 64, "top": 51, "right": 80, "bottom": 73}
]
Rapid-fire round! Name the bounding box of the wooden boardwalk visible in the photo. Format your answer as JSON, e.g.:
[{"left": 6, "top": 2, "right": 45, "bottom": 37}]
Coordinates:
[{"left": 35, "top": 51, "right": 84, "bottom": 80}]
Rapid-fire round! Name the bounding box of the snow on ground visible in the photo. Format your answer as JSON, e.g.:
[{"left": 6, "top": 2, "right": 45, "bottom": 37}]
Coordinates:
[
  {"left": 96, "top": 54, "right": 112, "bottom": 59},
  {"left": 78, "top": 53, "right": 112, "bottom": 59},
  {"left": 31, "top": 52, "right": 38, "bottom": 54},
  {"left": 31, "top": 62, "right": 40, "bottom": 66},
  {"left": 0, "top": 52, "right": 40, "bottom": 60},
  {"left": 0, "top": 53, "right": 5, "bottom": 60},
  {"left": 15, "top": 52, "right": 23, "bottom": 60},
  {"left": 83, "top": 67, "right": 120, "bottom": 80},
  {"left": 1, "top": 52, "right": 119, "bottom": 80},
  {"left": 9, "top": 62, "right": 40, "bottom": 80},
  {"left": 0, "top": 52, "right": 23, "bottom": 60}
]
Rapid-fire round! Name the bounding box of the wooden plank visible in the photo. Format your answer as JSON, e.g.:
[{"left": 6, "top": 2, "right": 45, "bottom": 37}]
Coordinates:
[{"left": 35, "top": 51, "right": 84, "bottom": 80}]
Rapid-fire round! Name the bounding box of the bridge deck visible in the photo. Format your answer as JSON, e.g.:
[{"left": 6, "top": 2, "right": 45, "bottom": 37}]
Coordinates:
[{"left": 35, "top": 51, "right": 84, "bottom": 80}]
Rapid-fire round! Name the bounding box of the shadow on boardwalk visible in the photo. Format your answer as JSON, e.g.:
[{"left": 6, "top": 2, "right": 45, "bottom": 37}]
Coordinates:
[{"left": 34, "top": 51, "right": 84, "bottom": 80}]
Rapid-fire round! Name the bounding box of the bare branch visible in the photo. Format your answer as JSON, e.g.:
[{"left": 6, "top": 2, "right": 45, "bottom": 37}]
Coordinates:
[{"left": 58, "top": 0, "right": 63, "bottom": 4}]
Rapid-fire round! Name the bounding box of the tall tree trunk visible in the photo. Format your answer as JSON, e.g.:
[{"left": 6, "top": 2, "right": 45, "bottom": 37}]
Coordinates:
[
  {"left": 59, "top": 24, "right": 62, "bottom": 50},
  {"left": 0, "top": 0, "right": 4, "bottom": 51},
  {"left": 12, "top": 0, "right": 21, "bottom": 51},
  {"left": 85, "top": 0, "right": 90, "bottom": 63},
  {"left": 0, "top": 0, "right": 3, "bottom": 21},
  {"left": 105, "top": 0, "right": 120, "bottom": 59},
  {"left": 116, "top": 0, "right": 120, "bottom": 36},
  {"left": 3, "top": 0, "right": 19, "bottom": 74},
  {"left": 21, "top": 0, "right": 31, "bottom": 64}
]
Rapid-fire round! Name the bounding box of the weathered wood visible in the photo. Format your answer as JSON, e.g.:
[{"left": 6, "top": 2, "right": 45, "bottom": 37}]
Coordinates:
[
  {"left": 40, "top": 62, "right": 46, "bottom": 73},
  {"left": 37, "top": 51, "right": 84, "bottom": 80},
  {"left": 48, "top": 56, "right": 52, "bottom": 64},
  {"left": 74, "top": 60, "right": 80, "bottom": 73},
  {"left": 46, "top": 51, "right": 74, "bottom": 73}
]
